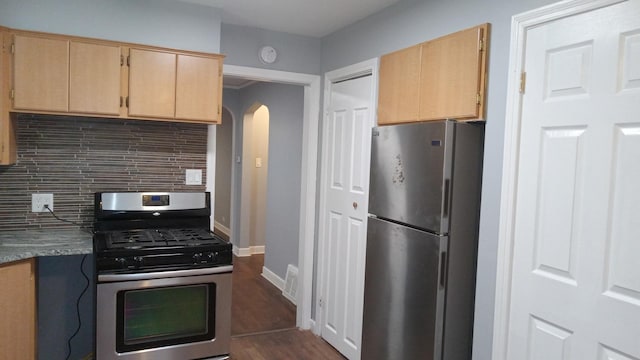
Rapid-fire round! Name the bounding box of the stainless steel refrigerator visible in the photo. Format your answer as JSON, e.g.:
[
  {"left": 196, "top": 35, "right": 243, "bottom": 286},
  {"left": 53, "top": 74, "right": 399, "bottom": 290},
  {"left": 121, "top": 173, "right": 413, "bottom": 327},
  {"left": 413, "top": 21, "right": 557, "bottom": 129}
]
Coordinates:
[{"left": 361, "top": 120, "right": 484, "bottom": 360}]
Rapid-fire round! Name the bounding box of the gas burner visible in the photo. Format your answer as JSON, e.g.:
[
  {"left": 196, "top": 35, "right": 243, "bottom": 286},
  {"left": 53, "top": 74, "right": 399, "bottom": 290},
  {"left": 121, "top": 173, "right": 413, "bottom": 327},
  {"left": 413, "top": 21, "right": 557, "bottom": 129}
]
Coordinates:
[
  {"left": 93, "top": 192, "right": 232, "bottom": 272},
  {"left": 109, "top": 230, "right": 161, "bottom": 244},
  {"left": 102, "top": 228, "right": 224, "bottom": 249}
]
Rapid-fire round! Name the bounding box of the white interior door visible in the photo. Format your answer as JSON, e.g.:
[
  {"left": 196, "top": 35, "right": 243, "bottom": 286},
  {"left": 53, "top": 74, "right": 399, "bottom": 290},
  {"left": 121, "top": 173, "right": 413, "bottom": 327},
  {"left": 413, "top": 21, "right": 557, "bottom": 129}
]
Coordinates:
[
  {"left": 318, "top": 73, "right": 374, "bottom": 359},
  {"left": 507, "top": 1, "right": 640, "bottom": 359}
]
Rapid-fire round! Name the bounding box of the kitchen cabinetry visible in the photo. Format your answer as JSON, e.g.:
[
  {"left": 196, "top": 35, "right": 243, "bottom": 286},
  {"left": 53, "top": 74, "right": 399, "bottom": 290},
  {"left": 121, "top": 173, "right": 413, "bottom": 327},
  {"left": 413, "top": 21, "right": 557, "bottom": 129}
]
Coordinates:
[
  {"left": 69, "top": 41, "right": 122, "bottom": 115},
  {"left": 377, "top": 45, "right": 422, "bottom": 125},
  {"left": 377, "top": 23, "right": 490, "bottom": 125},
  {"left": 0, "top": 258, "right": 36, "bottom": 359},
  {"left": 128, "top": 48, "right": 177, "bottom": 118},
  {"left": 128, "top": 49, "right": 221, "bottom": 121},
  {"left": 12, "top": 34, "right": 122, "bottom": 116},
  {"left": 175, "top": 54, "right": 221, "bottom": 121},
  {"left": 13, "top": 34, "right": 69, "bottom": 112},
  {"left": 8, "top": 29, "right": 223, "bottom": 124},
  {"left": 0, "top": 28, "right": 15, "bottom": 166}
]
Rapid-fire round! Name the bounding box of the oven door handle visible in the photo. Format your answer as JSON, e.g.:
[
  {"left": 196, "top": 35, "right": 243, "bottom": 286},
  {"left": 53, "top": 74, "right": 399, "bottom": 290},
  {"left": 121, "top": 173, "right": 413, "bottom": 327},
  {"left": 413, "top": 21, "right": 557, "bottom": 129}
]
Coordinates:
[{"left": 98, "top": 265, "right": 233, "bottom": 282}]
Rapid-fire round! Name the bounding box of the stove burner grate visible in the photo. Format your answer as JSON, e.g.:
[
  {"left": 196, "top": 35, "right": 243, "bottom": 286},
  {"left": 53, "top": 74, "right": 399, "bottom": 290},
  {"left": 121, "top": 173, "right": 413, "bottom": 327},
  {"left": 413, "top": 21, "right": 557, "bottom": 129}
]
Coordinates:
[{"left": 105, "top": 228, "right": 223, "bottom": 249}]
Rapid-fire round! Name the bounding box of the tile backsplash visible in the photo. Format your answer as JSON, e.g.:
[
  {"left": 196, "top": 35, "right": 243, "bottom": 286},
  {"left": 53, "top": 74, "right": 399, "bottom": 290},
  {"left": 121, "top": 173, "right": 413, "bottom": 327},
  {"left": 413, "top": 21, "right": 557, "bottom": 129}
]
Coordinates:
[{"left": 0, "top": 114, "right": 208, "bottom": 231}]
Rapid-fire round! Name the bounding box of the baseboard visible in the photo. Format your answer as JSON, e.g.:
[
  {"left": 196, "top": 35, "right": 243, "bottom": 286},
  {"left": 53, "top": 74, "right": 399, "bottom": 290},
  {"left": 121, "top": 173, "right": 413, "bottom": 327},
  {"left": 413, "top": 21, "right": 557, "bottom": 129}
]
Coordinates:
[
  {"left": 233, "top": 245, "right": 265, "bottom": 257},
  {"left": 309, "top": 319, "right": 319, "bottom": 334},
  {"left": 261, "top": 266, "right": 285, "bottom": 291},
  {"left": 213, "top": 221, "right": 230, "bottom": 237},
  {"left": 251, "top": 245, "right": 265, "bottom": 254}
]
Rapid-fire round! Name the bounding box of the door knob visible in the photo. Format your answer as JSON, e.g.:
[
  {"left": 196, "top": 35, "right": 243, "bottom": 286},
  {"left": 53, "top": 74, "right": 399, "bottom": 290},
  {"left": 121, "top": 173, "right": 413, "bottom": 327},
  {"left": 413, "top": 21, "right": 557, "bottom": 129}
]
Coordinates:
[{"left": 353, "top": 202, "right": 358, "bottom": 209}]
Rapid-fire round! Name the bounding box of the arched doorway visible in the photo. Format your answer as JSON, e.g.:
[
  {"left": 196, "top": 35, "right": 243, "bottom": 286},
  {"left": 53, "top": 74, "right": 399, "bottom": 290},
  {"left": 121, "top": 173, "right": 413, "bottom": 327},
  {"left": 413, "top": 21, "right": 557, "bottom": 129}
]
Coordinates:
[{"left": 239, "top": 104, "right": 270, "bottom": 253}]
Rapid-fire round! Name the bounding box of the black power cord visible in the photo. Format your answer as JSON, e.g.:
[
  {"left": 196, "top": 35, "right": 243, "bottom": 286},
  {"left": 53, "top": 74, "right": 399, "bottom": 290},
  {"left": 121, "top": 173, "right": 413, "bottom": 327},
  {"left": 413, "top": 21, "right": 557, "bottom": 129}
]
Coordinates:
[
  {"left": 41, "top": 205, "right": 92, "bottom": 359},
  {"left": 43, "top": 205, "right": 93, "bottom": 235},
  {"left": 66, "top": 254, "right": 90, "bottom": 360}
]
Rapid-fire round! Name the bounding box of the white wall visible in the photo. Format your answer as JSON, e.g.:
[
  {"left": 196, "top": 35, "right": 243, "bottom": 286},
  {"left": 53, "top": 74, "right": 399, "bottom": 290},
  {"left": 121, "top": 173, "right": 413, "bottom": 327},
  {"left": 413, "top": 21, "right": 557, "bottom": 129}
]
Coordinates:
[
  {"left": 319, "top": 0, "right": 557, "bottom": 359},
  {"left": 220, "top": 23, "right": 321, "bottom": 75},
  {"left": 214, "top": 108, "right": 233, "bottom": 232},
  {"left": 0, "top": 0, "right": 221, "bottom": 53}
]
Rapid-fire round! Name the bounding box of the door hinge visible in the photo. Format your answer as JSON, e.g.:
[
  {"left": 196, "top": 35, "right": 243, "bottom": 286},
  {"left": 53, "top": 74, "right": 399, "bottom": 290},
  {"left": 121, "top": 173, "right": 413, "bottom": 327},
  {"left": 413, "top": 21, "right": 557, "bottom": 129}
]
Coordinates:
[
  {"left": 10, "top": 89, "right": 15, "bottom": 100},
  {"left": 479, "top": 39, "right": 484, "bottom": 52},
  {"left": 127, "top": 55, "right": 130, "bottom": 66},
  {"left": 476, "top": 92, "right": 481, "bottom": 105},
  {"left": 125, "top": 96, "right": 129, "bottom": 108},
  {"left": 10, "top": 43, "right": 15, "bottom": 54},
  {"left": 520, "top": 72, "right": 527, "bottom": 94},
  {"left": 120, "top": 96, "right": 123, "bottom": 107},
  {"left": 120, "top": 55, "right": 124, "bottom": 66},
  {"left": 319, "top": 298, "right": 323, "bottom": 308}
]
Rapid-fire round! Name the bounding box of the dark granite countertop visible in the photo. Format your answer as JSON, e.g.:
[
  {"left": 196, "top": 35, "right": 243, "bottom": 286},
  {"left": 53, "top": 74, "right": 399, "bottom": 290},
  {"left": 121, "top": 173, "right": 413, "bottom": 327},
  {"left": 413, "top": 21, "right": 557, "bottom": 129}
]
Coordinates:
[{"left": 0, "top": 229, "right": 93, "bottom": 265}]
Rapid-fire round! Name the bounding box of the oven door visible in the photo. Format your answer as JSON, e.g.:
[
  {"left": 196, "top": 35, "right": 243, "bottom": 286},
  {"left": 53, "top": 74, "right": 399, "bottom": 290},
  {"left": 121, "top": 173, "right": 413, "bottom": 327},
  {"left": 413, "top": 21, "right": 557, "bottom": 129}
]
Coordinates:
[{"left": 96, "top": 266, "right": 232, "bottom": 360}]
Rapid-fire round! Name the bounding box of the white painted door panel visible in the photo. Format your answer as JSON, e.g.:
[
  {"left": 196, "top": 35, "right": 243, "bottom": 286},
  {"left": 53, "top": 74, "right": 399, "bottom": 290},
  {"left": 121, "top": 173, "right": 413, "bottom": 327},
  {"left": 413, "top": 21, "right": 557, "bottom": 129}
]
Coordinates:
[
  {"left": 508, "top": 1, "right": 640, "bottom": 359},
  {"left": 319, "top": 75, "right": 373, "bottom": 359}
]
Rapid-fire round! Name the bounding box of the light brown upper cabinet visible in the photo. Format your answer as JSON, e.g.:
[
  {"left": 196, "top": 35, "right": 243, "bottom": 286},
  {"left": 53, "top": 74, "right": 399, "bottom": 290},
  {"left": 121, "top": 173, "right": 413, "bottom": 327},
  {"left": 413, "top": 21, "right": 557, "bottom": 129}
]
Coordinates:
[
  {"left": 69, "top": 41, "right": 121, "bottom": 115},
  {"left": 377, "top": 23, "right": 490, "bottom": 125},
  {"left": 419, "top": 24, "right": 489, "bottom": 121},
  {"left": 1, "top": 28, "right": 16, "bottom": 166},
  {"left": 128, "top": 50, "right": 222, "bottom": 122},
  {"left": 7, "top": 29, "right": 224, "bottom": 125},
  {"left": 13, "top": 34, "right": 122, "bottom": 116},
  {"left": 175, "top": 54, "right": 221, "bottom": 122},
  {"left": 128, "top": 48, "right": 177, "bottom": 119},
  {"left": 13, "top": 34, "right": 69, "bottom": 112},
  {"left": 377, "top": 45, "right": 422, "bottom": 125}
]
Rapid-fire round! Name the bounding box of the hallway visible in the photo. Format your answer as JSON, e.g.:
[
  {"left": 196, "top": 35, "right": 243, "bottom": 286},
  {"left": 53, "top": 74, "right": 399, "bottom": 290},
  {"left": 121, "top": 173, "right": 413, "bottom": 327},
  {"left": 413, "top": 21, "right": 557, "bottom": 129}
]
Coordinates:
[{"left": 229, "top": 255, "right": 344, "bottom": 359}]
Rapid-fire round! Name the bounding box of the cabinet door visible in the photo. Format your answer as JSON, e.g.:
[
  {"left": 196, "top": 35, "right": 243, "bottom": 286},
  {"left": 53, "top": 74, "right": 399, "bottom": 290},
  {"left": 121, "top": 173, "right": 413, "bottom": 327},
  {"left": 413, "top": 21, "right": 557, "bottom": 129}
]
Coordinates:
[
  {"left": 0, "top": 30, "right": 16, "bottom": 165},
  {"left": 69, "top": 41, "right": 121, "bottom": 115},
  {"left": 13, "top": 34, "right": 69, "bottom": 112},
  {"left": 0, "top": 259, "right": 36, "bottom": 359},
  {"left": 377, "top": 45, "right": 421, "bottom": 125},
  {"left": 128, "top": 48, "right": 176, "bottom": 118},
  {"left": 419, "top": 24, "right": 488, "bottom": 121},
  {"left": 175, "top": 54, "right": 221, "bottom": 122}
]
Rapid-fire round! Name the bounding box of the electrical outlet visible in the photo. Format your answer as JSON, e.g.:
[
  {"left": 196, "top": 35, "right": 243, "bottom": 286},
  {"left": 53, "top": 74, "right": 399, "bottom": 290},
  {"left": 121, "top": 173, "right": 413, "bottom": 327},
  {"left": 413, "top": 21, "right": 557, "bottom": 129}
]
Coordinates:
[
  {"left": 185, "top": 169, "right": 202, "bottom": 185},
  {"left": 32, "top": 193, "right": 54, "bottom": 212}
]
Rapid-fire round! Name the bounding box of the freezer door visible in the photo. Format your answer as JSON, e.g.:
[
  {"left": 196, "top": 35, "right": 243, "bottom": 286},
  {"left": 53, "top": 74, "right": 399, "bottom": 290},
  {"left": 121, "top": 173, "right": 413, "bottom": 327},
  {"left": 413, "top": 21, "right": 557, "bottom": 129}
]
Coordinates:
[
  {"left": 361, "top": 216, "right": 447, "bottom": 360},
  {"left": 368, "top": 121, "right": 454, "bottom": 234}
]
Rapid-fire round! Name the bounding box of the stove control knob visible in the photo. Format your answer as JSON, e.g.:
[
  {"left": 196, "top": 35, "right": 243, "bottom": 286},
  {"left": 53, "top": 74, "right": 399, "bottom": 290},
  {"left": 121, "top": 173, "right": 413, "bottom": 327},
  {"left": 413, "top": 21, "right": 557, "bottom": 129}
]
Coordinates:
[
  {"left": 133, "top": 256, "right": 143, "bottom": 268},
  {"left": 115, "top": 257, "right": 127, "bottom": 269},
  {"left": 193, "top": 253, "right": 203, "bottom": 263},
  {"left": 207, "top": 252, "right": 217, "bottom": 263}
]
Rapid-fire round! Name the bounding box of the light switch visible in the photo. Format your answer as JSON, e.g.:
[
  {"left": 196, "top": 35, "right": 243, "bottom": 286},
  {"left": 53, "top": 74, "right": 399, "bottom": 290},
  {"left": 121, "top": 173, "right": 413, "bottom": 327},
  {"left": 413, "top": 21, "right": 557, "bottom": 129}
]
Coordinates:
[
  {"left": 185, "top": 169, "right": 202, "bottom": 185},
  {"left": 255, "top": 157, "right": 262, "bottom": 168}
]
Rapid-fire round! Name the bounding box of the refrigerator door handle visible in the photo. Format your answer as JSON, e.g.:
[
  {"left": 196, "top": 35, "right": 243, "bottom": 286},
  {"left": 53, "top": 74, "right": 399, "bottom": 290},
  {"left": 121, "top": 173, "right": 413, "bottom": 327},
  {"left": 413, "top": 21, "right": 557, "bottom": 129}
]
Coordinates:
[
  {"left": 439, "top": 250, "right": 448, "bottom": 289},
  {"left": 443, "top": 178, "right": 451, "bottom": 219}
]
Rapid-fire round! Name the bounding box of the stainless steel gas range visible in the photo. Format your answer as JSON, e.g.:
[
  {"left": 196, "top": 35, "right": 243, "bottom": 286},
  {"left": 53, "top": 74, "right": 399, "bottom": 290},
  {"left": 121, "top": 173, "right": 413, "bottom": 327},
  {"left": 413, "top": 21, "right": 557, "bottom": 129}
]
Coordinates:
[{"left": 93, "top": 192, "right": 233, "bottom": 360}]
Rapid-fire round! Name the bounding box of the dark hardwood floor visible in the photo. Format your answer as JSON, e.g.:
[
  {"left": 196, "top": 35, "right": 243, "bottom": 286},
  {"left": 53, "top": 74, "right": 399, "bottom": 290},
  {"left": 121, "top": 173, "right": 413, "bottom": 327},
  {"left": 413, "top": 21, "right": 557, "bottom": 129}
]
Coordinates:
[
  {"left": 231, "top": 254, "right": 296, "bottom": 335},
  {"left": 231, "top": 328, "right": 346, "bottom": 360},
  {"left": 230, "top": 254, "right": 344, "bottom": 359}
]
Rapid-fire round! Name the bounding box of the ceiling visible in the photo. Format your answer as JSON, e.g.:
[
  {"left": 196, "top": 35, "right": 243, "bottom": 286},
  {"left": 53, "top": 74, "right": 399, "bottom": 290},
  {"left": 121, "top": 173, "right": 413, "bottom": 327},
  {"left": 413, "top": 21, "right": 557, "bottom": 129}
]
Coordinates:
[
  {"left": 178, "top": 0, "right": 402, "bottom": 88},
  {"left": 177, "top": 0, "right": 401, "bottom": 38}
]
